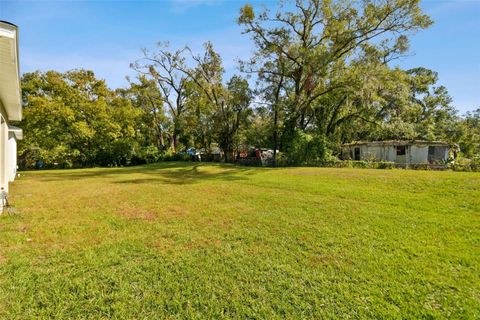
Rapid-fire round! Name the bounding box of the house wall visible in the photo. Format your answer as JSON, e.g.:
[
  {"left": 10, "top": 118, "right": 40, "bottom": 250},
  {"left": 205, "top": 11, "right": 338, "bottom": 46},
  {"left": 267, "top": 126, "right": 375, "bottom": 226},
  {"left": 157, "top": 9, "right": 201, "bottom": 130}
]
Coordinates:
[
  {"left": 0, "top": 21, "right": 21, "bottom": 208},
  {"left": 0, "top": 114, "right": 7, "bottom": 193},
  {"left": 7, "top": 131, "right": 17, "bottom": 182}
]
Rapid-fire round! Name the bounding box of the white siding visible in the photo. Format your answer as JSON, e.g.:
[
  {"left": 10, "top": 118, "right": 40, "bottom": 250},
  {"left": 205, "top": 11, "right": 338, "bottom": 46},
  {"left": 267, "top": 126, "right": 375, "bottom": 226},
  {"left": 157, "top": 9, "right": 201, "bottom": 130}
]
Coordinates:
[
  {"left": 343, "top": 143, "right": 449, "bottom": 164},
  {"left": 360, "top": 145, "right": 397, "bottom": 162},
  {"left": 7, "top": 131, "right": 17, "bottom": 182},
  {"left": 0, "top": 115, "right": 7, "bottom": 192},
  {"left": 386, "top": 146, "right": 396, "bottom": 162}
]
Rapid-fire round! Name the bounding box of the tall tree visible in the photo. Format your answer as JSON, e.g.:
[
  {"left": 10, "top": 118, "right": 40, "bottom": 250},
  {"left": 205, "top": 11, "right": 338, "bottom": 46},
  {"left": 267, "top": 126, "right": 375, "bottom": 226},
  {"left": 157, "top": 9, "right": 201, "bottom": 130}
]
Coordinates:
[
  {"left": 238, "top": 0, "right": 432, "bottom": 156},
  {"left": 180, "top": 42, "right": 253, "bottom": 162},
  {"left": 122, "top": 75, "right": 169, "bottom": 150},
  {"left": 131, "top": 43, "right": 190, "bottom": 151},
  {"left": 19, "top": 70, "right": 140, "bottom": 168},
  {"left": 219, "top": 75, "right": 253, "bottom": 161}
]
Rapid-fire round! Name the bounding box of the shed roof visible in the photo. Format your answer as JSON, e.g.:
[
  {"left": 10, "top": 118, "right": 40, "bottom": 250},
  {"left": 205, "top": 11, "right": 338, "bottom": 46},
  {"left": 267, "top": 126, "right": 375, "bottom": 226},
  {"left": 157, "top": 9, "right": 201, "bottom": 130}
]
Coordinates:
[{"left": 343, "top": 140, "right": 450, "bottom": 147}]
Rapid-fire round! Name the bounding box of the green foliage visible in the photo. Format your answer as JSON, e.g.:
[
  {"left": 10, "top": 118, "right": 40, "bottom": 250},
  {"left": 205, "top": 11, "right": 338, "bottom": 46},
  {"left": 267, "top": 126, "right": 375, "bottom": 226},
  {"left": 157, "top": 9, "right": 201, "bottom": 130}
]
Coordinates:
[
  {"left": 238, "top": 0, "right": 434, "bottom": 153},
  {"left": 131, "top": 44, "right": 190, "bottom": 152},
  {"left": 19, "top": 70, "right": 143, "bottom": 168},
  {"left": 132, "top": 145, "right": 163, "bottom": 164},
  {"left": 451, "top": 157, "right": 480, "bottom": 172},
  {"left": 328, "top": 160, "right": 395, "bottom": 169},
  {"left": 456, "top": 108, "right": 480, "bottom": 159},
  {"left": 242, "top": 107, "right": 273, "bottom": 149},
  {"left": 159, "top": 150, "right": 191, "bottom": 162},
  {"left": 16, "top": 1, "right": 480, "bottom": 168},
  {"left": 121, "top": 75, "right": 169, "bottom": 152},
  {"left": 286, "top": 130, "right": 328, "bottom": 165}
]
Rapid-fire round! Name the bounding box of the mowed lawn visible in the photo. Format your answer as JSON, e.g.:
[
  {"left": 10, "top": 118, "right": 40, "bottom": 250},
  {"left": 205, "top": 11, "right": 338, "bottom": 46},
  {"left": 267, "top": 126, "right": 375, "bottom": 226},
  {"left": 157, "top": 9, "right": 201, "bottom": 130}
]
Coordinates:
[{"left": 0, "top": 163, "right": 479, "bottom": 319}]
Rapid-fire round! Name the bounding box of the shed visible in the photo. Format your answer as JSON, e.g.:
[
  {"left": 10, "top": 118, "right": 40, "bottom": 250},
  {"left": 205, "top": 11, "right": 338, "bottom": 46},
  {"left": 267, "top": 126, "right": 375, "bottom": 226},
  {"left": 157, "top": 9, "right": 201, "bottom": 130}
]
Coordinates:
[{"left": 341, "top": 140, "right": 451, "bottom": 165}]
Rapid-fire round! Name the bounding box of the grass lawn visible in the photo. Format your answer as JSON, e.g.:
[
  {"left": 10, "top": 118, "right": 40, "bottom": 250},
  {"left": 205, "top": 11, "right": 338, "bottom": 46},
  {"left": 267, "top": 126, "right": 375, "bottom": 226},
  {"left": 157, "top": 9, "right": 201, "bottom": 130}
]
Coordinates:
[{"left": 0, "top": 162, "right": 479, "bottom": 318}]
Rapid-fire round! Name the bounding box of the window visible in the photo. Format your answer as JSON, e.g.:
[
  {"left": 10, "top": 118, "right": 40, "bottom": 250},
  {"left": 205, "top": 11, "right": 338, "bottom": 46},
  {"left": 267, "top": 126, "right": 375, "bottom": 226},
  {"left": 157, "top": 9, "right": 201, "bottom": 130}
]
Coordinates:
[
  {"left": 428, "top": 146, "right": 436, "bottom": 163},
  {"left": 396, "top": 146, "right": 406, "bottom": 156},
  {"left": 428, "top": 146, "right": 446, "bottom": 163},
  {"left": 354, "top": 147, "right": 361, "bottom": 160}
]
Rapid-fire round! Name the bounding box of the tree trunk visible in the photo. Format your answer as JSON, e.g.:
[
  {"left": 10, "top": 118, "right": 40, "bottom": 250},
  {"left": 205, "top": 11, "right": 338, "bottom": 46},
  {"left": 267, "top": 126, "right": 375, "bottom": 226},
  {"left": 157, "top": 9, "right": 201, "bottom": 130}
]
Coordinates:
[{"left": 273, "top": 105, "right": 278, "bottom": 164}]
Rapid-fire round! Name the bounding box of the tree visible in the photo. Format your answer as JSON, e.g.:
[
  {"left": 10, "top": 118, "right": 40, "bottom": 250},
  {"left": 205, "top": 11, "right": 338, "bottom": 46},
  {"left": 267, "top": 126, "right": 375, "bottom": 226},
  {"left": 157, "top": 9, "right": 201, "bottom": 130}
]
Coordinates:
[
  {"left": 131, "top": 43, "right": 190, "bottom": 151},
  {"left": 180, "top": 42, "right": 253, "bottom": 162},
  {"left": 238, "top": 0, "right": 433, "bottom": 158},
  {"left": 121, "top": 75, "right": 169, "bottom": 151},
  {"left": 217, "top": 76, "right": 253, "bottom": 161},
  {"left": 405, "top": 68, "right": 457, "bottom": 141},
  {"left": 19, "top": 70, "right": 141, "bottom": 168},
  {"left": 182, "top": 78, "right": 217, "bottom": 153},
  {"left": 457, "top": 108, "right": 480, "bottom": 159}
]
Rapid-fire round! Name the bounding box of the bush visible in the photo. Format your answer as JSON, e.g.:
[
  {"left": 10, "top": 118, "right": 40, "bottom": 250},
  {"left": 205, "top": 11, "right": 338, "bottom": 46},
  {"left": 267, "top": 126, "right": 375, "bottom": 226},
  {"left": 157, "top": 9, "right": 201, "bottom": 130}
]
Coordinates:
[
  {"left": 451, "top": 157, "right": 480, "bottom": 172},
  {"left": 285, "top": 131, "right": 328, "bottom": 165},
  {"left": 236, "top": 158, "right": 262, "bottom": 166},
  {"left": 268, "top": 157, "right": 395, "bottom": 169},
  {"left": 133, "top": 145, "right": 162, "bottom": 164},
  {"left": 160, "top": 150, "right": 191, "bottom": 162},
  {"left": 375, "top": 161, "right": 395, "bottom": 169},
  {"left": 314, "top": 159, "right": 394, "bottom": 169},
  {"left": 409, "top": 163, "right": 432, "bottom": 170},
  {"left": 19, "top": 146, "right": 78, "bottom": 170}
]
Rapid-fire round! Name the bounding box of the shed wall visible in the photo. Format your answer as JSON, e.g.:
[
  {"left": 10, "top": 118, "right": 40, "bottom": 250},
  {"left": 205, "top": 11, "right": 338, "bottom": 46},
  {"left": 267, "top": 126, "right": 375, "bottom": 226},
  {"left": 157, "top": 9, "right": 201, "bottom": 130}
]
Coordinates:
[
  {"left": 343, "top": 143, "right": 449, "bottom": 164},
  {"left": 410, "top": 145, "right": 428, "bottom": 163}
]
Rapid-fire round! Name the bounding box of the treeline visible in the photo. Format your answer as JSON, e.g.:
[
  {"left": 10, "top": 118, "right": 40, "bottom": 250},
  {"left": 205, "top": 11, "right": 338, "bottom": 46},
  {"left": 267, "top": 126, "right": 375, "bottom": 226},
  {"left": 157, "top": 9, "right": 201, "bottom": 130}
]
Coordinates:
[{"left": 18, "top": 0, "right": 480, "bottom": 168}]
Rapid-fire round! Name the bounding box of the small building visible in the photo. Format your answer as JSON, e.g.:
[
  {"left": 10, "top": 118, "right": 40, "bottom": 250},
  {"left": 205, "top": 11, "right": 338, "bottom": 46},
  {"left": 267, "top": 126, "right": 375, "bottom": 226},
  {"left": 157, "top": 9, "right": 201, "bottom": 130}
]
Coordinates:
[
  {"left": 0, "top": 21, "right": 22, "bottom": 204},
  {"left": 342, "top": 140, "right": 451, "bottom": 165}
]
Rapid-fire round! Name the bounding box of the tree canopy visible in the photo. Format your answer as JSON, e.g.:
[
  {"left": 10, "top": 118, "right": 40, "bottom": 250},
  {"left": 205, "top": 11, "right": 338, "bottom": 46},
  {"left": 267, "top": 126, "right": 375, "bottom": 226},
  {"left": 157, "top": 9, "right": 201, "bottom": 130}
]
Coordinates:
[{"left": 17, "top": 0, "right": 479, "bottom": 168}]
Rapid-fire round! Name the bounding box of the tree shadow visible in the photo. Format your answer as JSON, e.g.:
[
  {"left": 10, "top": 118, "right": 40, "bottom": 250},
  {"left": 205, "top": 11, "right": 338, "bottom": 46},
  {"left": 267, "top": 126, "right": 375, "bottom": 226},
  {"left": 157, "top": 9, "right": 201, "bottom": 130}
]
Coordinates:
[
  {"left": 114, "top": 163, "right": 253, "bottom": 185},
  {"left": 26, "top": 162, "right": 255, "bottom": 185}
]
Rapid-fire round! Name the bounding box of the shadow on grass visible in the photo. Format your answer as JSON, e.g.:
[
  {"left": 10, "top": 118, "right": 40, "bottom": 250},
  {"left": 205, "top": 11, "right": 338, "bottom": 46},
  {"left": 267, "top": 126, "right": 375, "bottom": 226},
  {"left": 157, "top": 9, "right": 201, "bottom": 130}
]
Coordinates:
[{"left": 27, "top": 162, "right": 255, "bottom": 185}]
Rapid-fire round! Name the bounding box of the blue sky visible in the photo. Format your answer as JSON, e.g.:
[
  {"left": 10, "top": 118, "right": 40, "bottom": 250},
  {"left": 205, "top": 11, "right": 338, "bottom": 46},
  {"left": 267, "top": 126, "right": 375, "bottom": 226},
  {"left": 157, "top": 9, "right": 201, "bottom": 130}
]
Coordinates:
[{"left": 0, "top": 0, "right": 479, "bottom": 113}]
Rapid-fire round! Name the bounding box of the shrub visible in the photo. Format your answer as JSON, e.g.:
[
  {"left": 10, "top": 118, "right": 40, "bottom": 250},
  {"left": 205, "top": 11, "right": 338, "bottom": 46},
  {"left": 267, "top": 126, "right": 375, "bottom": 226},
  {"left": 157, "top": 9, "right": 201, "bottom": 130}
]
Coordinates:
[
  {"left": 451, "top": 157, "right": 480, "bottom": 172},
  {"left": 237, "top": 158, "right": 262, "bottom": 166},
  {"left": 160, "top": 150, "right": 191, "bottom": 162},
  {"left": 374, "top": 161, "right": 396, "bottom": 169},
  {"left": 286, "top": 130, "right": 328, "bottom": 165},
  {"left": 409, "top": 163, "right": 432, "bottom": 170},
  {"left": 135, "top": 145, "right": 162, "bottom": 164}
]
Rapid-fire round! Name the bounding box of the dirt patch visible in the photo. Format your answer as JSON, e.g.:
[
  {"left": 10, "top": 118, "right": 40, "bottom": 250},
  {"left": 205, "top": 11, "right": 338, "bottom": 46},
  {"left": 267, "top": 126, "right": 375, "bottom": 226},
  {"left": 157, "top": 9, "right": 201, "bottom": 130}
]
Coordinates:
[
  {"left": 117, "top": 206, "right": 157, "bottom": 221},
  {"left": 149, "top": 236, "right": 176, "bottom": 253},
  {"left": 163, "top": 205, "right": 188, "bottom": 217},
  {"left": 117, "top": 204, "right": 189, "bottom": 221}
]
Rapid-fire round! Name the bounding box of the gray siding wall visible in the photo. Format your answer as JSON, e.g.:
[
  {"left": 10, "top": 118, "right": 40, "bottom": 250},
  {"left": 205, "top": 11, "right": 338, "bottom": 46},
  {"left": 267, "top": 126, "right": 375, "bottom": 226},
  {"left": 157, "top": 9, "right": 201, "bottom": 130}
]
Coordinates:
[{"left": 343, "top": 144, "right": 449, "bottom": 164}]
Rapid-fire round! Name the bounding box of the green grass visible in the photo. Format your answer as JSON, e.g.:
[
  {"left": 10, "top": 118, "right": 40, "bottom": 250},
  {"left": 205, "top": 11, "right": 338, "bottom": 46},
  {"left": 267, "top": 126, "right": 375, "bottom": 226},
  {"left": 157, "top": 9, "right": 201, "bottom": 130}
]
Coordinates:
[{"left": 1, "top": 162, "right": 479, "bottom": 319}]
